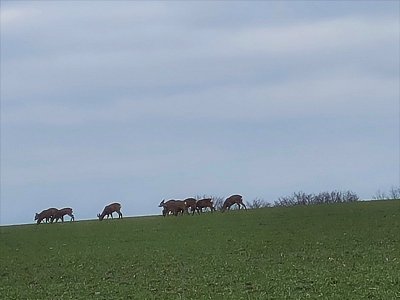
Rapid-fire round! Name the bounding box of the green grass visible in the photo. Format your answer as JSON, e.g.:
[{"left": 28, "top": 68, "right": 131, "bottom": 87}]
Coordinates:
[{"left": 1, "top": 200, "right": 399, "bottom": 299}]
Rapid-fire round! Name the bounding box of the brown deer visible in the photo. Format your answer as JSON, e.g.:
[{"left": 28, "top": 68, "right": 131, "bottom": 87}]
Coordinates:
[
  {"left": 184, "top": 198, "right": 197, "bottom": 215},
  {"left": 97, "top": 203, "right": 122, "bottom": 221},
  {"left": 34, "top": 208, "right": 58, "bottom": 224},
  {"left": 159, "top": 200, "right": 174, "bottom": 217},
  {"left": 54, "top": 208, "right": 75, "bottom": 223},
  {"left": 221, "top": 194, "right": 246, "bottom": 212},
  {"left": 159, "top": 200, "right": 187, "bottom": 216},
  {"left": 196, "top": 198, "right": 216, "bottom": 213}
]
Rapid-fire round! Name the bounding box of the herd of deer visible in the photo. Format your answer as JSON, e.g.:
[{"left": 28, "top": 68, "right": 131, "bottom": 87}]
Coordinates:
[
  {"left": 34, "top": 203, "right": 122, "bottom": 224},
  {"left": 34, "top": 195, "right": 246, "bottom": 224},
  {"left": 159, "top": 194, "right": 246, "bottom": 216}
]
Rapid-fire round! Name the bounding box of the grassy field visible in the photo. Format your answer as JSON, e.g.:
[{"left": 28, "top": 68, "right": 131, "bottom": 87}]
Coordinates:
[{"left": 1, "top": 200, "right": 399, "bottom": 299}]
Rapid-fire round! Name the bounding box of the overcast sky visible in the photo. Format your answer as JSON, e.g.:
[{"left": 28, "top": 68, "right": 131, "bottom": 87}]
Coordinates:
[{"left": 1, "top": 1, "right": 399, "bottom": 225}]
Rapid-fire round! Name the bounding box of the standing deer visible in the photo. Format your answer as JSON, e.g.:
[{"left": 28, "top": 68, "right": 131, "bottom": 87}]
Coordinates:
[
  {"left": 184, "top": 198, "right": 197, "bottom": 215},
  {"left": 34, "top": 208, "right": 58, "bottom": 224},
  {"left": 159, "top": 200, "right": 186, "bottom": 216},
  {"left": 221, "top": 195, "right": 246, "bottom": 212},
  {"left": 97, "top": 203, "right": 123, "bottom": 221},
  {"left": 196, "top": 198, "right": 216, "bottom": 213},
  {"left": 54, "top": 208, "right": 75, "bottom": 223}
]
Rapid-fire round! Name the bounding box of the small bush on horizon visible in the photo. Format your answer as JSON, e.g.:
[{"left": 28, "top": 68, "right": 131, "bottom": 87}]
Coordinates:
[
  {"left": 373, "top": 186, "right": 400, "bottom": 201},
  {"left": 274, "top": 190, "right": 359, "bottom": 207},
  {"left": 247, "top": 198, "right": 272, "bottom": 209}
]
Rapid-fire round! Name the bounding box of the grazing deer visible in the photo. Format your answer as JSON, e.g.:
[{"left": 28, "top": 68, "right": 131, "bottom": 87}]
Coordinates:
[
  {"left": 196, "top": 198, "right": 216, "bottom": 213},
  {"left": 184, "top": 198, "right": 197, "bottom": 215},
  {"left": 54, "top": 208, "right": 75, "bottom": 223},
  {"left": 221, "top": 194, "right": 246, "bottom": 212},
  {"left": 34, "top": 208, "right": 58, "bottom": 224},
  {"left": 159, "top": 200, "right": 187, "bottom": 216},
  {"left": 97, "top": 203, "right": 123, "bottom": 221}
]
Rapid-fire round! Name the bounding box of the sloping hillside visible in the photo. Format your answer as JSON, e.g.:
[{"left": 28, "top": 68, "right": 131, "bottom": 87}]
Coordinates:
[{"left": 1, "top": 200, "right": 399, "bottom": 299}]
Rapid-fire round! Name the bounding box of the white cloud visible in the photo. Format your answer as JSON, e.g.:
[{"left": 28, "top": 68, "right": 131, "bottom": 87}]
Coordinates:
[
  {"left": 1, "top": 2, "right": 170, "bottom": 29},
  {"left": 225, "top": 17, "right": 397, "bottom": 56},
  {"left": 0, "top": 6, "right": 42, "bottom": 26}
]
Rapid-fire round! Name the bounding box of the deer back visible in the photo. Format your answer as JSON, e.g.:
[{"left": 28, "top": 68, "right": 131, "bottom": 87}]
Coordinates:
[
  {"left": 98, "top": 202, "right": 121, "bottom": 220},
  {"left": 184, "top": 198, "right": 197, "bottom": 208},
  {"left": 196, "top": 198, "right": 214, "bottom": 208},
  {"left": 36, "top": 208, "right": 58, "bottom": 223},
  {"left": 223, "top": 195, "right": 243, "bottom": 209}
]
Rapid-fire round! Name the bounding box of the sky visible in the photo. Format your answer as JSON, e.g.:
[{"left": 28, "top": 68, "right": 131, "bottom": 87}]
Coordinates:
[{"left": 1, "top": 1, "right": 399, "bottom": 225}]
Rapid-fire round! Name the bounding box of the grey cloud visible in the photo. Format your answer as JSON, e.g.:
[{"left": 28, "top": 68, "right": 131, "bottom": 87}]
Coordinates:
[{"left": 3, "top": 72, "right": 397, "bottom": 126}]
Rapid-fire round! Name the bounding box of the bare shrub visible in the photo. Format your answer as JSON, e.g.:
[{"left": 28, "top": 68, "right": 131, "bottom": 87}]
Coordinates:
[
  {"left": 274, "top": 190, "right": 359, "bottom": 207},
  {"left": 373, "top": 190, "right": 387, "bottom": 200},
  {"left": 212, "top": 196, "right": 225, "bottom": 210},
  {"left": 248, "top": 198, "right": 271, "bottom": 209},
  {"left": 373, "top": 187, "right": 400, "bottom": 200},
  {"left": 389, "top": 187, "right": 400, "bottom": 200}
]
